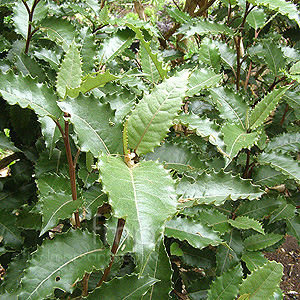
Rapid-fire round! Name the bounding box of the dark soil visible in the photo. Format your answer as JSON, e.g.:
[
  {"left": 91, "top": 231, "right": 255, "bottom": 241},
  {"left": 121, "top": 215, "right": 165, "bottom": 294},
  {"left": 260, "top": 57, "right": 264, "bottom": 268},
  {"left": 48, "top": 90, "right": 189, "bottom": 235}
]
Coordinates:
[{"left": 265, "top": 235, "right": 300, "bottom": 300}]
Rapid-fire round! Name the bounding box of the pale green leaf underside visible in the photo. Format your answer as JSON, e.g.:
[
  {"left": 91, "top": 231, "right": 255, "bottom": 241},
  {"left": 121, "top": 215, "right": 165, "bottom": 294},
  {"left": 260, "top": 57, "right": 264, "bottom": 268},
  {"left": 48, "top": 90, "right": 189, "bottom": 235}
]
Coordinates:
[
  {"left": 245, "top": 233, "right": 283, "bottom": 251},
  {"left": 127, "top": 71, "right": 189, "bottom": 155},
  {"left": 239, "top": 261, "right": 284, "bottom": 300},
  {"left": 178, "top": 171, "right": 263, "bottom": 205},
  {"left": 56, "top": 41, "right": 82, "bottom": 99},
  {"left": 228, "top": 216, "right": 264, "bottom": 234},
  {"left": 165, "top": 217, "right": 222, "bottom": 250},
  {"left": 98, "top": 155, "right": 177, "bottom": 273},
  {"left": 19, "top": 230, "right": 110, "bottom": 300}
]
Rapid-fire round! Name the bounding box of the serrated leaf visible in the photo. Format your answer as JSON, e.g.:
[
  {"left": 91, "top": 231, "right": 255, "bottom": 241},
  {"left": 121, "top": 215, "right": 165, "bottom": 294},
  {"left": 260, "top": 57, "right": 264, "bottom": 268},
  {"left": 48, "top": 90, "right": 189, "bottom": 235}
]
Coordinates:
[
  {"left": 85, "top": 274, "right": 157, "bottom": 299},
  {"left": 98, "top": 155, "right": 177, "bottom": 273},
  {"left": 56, "top": 41, "right": 82, "bottom": 99},
  {"left": 249, "top": 87, "right": 289, "bottom": 130},
  {"left": 241, "top": 251, "right": 268, "bottom": 272},
  {"left": 142, "top": 239, "right": 173, "bottom": 300},
  {"left": 58, "top": 94, "right": 123, "bottom": 156},
  {"left": 283, "top": 90, "right": 300, "bottom": 118},
  {"left": 187, "top": 68, "right": 222, "bottom": 96},
  {"left": 0, "top": 71, "right": 61, "bottom": 118},
  {"left": 286, "top": 215, "right": 300, "bottom": 243},
  {"left": 207, "top": 264, "right": 243, "bottom": 300},
  {"left": 222, "top": 123, "right": 259, "bottom": 159},
  {"left": 265, "top": 132, "right": 300, "bottom": 154},
  {"left": 228, "top": 216, "right": 264, "bottom": 234},
  {"left": 127, "top": 71, "right": 189, "bottom": 155},
  {"left": 165, "top": 217, "right": 222, "bottom": 250},
  {"left": 178, "top": 170, "right": 263, "bottom": 206},
  {"left": 210, "top": 87, "right": 248, "bottom": 129},
  {"left": 167, "top": 7, "right": 192, "bottom": 24},
  {"left": 34, "top": 48, "right": 60, "bottom": 71},
  {"left": 253, "top": 165, "right": 288, "bottom": 187},
  {"left": 245, "top": 233, "right": 283, "bottom": 251},
  {"left": 0, "top": 131, "right": 19, "bottom": 152},
  {"left": 269, "top": 203, "right": 296, "bottom": 223},
  {"left": 258, "top": 152, "right": 300, "bottom": 183},
  {"left": 66, "top": 70, "right": 119, "bottom": 98},
  {"left": 247, "top": 8, "right": 266, "bottom": 30},
  {"left": 19, "top": 230, "right": 110, "bottom": 300},
  {"left": 239, "top": 261, "right": 283, "bottom": 300},
  {"left": 80, "top": 27, "right": 97, "bottom": 74}
]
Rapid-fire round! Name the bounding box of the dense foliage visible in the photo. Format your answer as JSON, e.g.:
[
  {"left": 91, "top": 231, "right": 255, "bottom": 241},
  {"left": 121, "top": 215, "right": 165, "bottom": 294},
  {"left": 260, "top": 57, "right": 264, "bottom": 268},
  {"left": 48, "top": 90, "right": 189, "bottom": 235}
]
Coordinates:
[{"left": 0, "top": 0, "right": 300, "bottom": 299}]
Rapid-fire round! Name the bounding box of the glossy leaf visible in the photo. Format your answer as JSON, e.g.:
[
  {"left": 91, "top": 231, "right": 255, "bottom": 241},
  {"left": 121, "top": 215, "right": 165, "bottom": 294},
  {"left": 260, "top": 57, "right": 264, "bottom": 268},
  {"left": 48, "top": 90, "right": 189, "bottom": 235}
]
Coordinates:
[
  {"left": 165, "top": 217, "right": 222, "bottom": 250},
  {"left": 269, "top": 203, "right": 296, "bottom": 223},
  {"left": 207, "top": 264, "right": 243, "bottom": 300},
  {"left": 178, "top": 170, "right": 263, "bottom": 206},
  {"left": 98, "top": 155, "right": 177, "bottom": 273},
  {"left": 239, "top": 261, "right": 284, "bottom": 300},
  {"left": 241, "top": 251, "right": 268, "bottom": 272},
  {"left": 19, "top": 230, "right": 110, "bottom": 300},
  {"left": 247, "top": 8, "right": 266, "bottom": 30},
  {"left": 286, "top": 215, "right": 300, "bottom": 243},
  {"left": 228, "top": 216, "right": 264, "bottom": 234},
  {"left": 245, "top": 233, "right": 283, "bottom": 251},
  {"left": 198, "top": 37, "right": 221, "bottom": 72},
  {"left": 265, "top": 132, "right": 300, "bottom": 154},
  {"left": 58, "top": 94, "right": 123, "bottom": 156},
  {"left": 127, "top": 70, "right": 189, "bottom": 155}
]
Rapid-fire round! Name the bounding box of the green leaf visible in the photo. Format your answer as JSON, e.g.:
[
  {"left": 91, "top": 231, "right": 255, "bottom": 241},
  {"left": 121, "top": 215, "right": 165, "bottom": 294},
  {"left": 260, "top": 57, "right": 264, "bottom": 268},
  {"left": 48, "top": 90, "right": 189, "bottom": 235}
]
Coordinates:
[
  {"left": 85, "top": 274, "right": 157, "bottom": 300},
  {"left": 142, "top": 239, "right": 173, "bottom": 300},
  {"left": 228, "top": 216, "right": 264, "bottom": 234},
  {"left": 178, "top": 171, "right": 263, "bottom": 206},
  {"left": 127, "top": 70, "right": 189, "bottom": 155},
  {"left": 269, "top": 203, "right": 296, "bottom": 223},
  {"left": 289, "top": 60, "right": 300, "bottom": 82},
  {"left": 283, "top": 90, "right": 300, "bottom": 118},
  {"left": 265, "top": 132, "right": 300, "bottom": 154},
  {"left": 56, "top": 41, "right": 82, "bottom": 99},
  {"left": 187, "top": 68, "right": 222, "bottom": 96},
  {"left": 0, "top": 131, "right": 19, "bottom": 152},
  {"left": 245, "top": 233, "right": 283, "bottom": 251},
  {"left": 247, "top": 8, "right": 266, "bottom": 30},
  {"left": 58, "top": 94, "right": 123, "bottom": 156},
  {"left": 207, "top": 264, "right": 243, "bottom": 300},
  {"left": 286, "top": 215, "right": 300, "bottom": 243},
  {"left": 19, "top": 230, "right": 110, "bottom": 300},
  {"left": 34, "top": 48, "right": 60, "bottom": 71},
  {"left": 0, "top": 71, "right": 61, "bottom": 119},
  {"left": 165, "top": 217, "right": 222, "bottom": 250},
  {"left": 239, "top": 261, "right": 284, "bottom": 300},
  {"left": 98, "top": 155, "right": 178, "bottom": 273},
  {"left": 258, "top": 152, "right": 300, "bottom": 183},
  {"left": 222, "top": 123, "right": 260, "bottom": 159},
  {"left": 210, "top": 87, "right": 248, "bottom": 129},
  {"left": 249, "top": 87, "right": 289, "bottom": 130},
  {"left": 252, "top": 165, "right": 287, "bottom": 187},
  {"left": 241, "top": 251, "right": 268, "bottom": 272},
  {"left": 80, "top": 27, "right": 97, "bottom": 74}
]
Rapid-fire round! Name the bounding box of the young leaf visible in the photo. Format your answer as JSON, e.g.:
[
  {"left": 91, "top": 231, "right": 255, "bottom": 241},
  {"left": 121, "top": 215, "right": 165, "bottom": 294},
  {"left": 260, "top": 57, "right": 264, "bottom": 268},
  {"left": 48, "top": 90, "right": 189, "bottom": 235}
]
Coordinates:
[
  {"left": 127, "top": 70, "right": 189, "bottom": 155},
  {"left": 85, "top": 274, "right": 157, "bottom": 300},
  {"left": 178, "top": 170, "right": 263, "bottom": 206},
  {"left": 239, "top": 261, "right": 284, "bottom": 300},
  {"left": 258, "top": 152, "right": 300, "bottom": 183},
  {"left": 249, "top": 87, "right": 289, "bottom": 130},
  {"left": 244, "top": 233, "right": 283, "bottom": 251},
  {"left": 98, "top": 155, "right": 178, "bottom": 273},
  {"left": 0, "top": 71, "right": 61, "bottom": 119},
  {"left": 19, "top": 230, "right": 110, "bottom": 300},
  {"left": 58, "top": 94, "right": 123, "bottom": 156},
  {"left": 241, "top": 251, "right": 268, "bottom": 272},
  {"left": 56, "top": 41, "right": 82, "bottom": 99},
  {"left": 186, "top": 68, "right": 222, "bottom": 96},
  {"left": 228, "top": 216, "right": 264, "bottom": 234},
  {"left": 165, "top": 217, "right": 222, "bottom": 250},
  {"left": 207, "top": 264, "right": 243, "bottom": 300}
]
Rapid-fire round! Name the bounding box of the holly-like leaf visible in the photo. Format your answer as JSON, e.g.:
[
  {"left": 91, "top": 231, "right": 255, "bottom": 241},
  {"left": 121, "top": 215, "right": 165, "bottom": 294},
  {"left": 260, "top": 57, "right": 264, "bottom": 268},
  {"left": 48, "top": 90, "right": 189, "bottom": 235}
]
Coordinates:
[
  {"left": 249, "top": 87, "right": 289, "bottom": 130},
  {"left": 127, "top": 70, "right": 189, "bottom": 155},
  {"left": 247, "top": 8, "right": 266, "bottom": 30},
  {"left": 165, "top": 217, "right": 222, "bottom": 250},
  {"left": 265, "top": 132, "right": 300, "bottom": 154},
  {"left": 178, "top": 170, "right": 263, "bottom": 206},
  {"left": 85, "top": 274, "right": 157, "bottom": 300},
  {"left": 19, "top": 230, "right": 110, "bottom": 300},
  {"left": 186, "top": 68, "right": 222, "bottom": 96},
  {"left": 239, "top": 261, "right": 284, "bottom": 300},
  {"left": 228, "top": 216, "right": 264, "bottom": 234},
  {"left": 56, "top": 41, "right": 82, "bottom": 99},
  {"left": 58, "top": 94, "right": 123, "bottom": 156},
  {"left": 283, "top": 90, "right": 300, "bottom": 118},
  {"left": 80, "top": 27, "right": 97, "bottom": 74},
  {"left": 269, "top": 203, "right": 296, "bottom": 223},
  {"left": 98, "top": 155, "right": 178, "bottom": 273},
  {"left": 210, "top": 86, "right": 248, "bottom": 129},
  {"left": 253, "top": 165, "right": 288, "bottom": 187},
  {"left": 0, "top": 71, "right": 61, "bottom": 119},
  {"left": 245, "top": 233, "right": 283, "bottom": 251},
  {"left": 258, "top": 152, "right": 300, "bottom": 183},
  {"left": 207, "top": 264, "right": 243, "bottom": 300},
  {"left": 241, "top": 251, "right": 268, "bottom": 272}
]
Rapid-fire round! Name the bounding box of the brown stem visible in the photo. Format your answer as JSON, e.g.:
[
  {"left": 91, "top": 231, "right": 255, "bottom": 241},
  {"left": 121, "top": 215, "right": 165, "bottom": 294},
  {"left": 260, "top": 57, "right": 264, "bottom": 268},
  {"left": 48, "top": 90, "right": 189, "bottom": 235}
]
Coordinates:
[
  {"left": 192, "top": 0, "right": 217, "bottom": 17},
  {"left": 243, "top": 149, "right": 251, "bottom": 179},
  {"left": 244, "top": 61, "right": 252, "bottom": 90},
  {"left": 97, "top": 218, "right": 126, "bottom": 287},
  {"left": 0, "top": 152, "right": 23, "bottom": 170},
  {"left": 280, "top": 103, "right": 289, "bottom": 126},
  {"left": 82, "top": 272, "right": 90, "bottom": 297}
]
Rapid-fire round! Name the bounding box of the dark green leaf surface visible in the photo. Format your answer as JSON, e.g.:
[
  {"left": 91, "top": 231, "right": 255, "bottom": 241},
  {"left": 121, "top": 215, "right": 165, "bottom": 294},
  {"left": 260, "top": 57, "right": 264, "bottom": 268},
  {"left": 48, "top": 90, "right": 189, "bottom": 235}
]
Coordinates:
[
  {"left": 265, "top": 132, "right": 300, "bottom": 154},
  {"left": 241, "top": 251, "right": 268, "bottom": 272},
  {"left": 245, "top": 233, "right": 283, "bottom": 251},
  {"left": 228, "top": 216, "right": 264, "bottom": 234}
]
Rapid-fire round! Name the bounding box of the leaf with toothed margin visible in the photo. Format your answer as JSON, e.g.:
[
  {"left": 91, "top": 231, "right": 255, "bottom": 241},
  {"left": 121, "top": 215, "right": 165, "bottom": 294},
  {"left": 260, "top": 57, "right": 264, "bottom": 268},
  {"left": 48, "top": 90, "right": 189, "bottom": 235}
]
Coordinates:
[
  {"left": 98, "top": 155, "right": 178, "bottom": 274},
  {"left": 0, "top": 71, "right": 61, "bottom": 119},
  {"left": 19, "top": 230, "right": 110, "bottom": 300},
  {"left": 228, "top": 216, "right": 264, "bottom": 234},
  {"left": 245, "top": 233, "right": 284, "bottom": 251},
  {"left": 127, "top": 70, "right": 189, "bottom": 155},
  {"left": 0, "top": 131, "right": 19, "bottom": 152},
  {"left": 58, "top": 94, "right": 123, "bottom": 156},
  {"left": 177, "top": 170, "right": 263, "bottom": 206}
]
